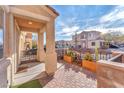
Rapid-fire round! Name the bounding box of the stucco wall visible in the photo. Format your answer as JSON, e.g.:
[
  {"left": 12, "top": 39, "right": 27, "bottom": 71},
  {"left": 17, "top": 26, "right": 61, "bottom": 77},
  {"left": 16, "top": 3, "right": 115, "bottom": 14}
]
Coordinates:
[
  {"left": 88, "top": 40, "right": 104, "bottom": 49},
  {"left": 0, "top": 59, "right": 10, "bottom": 88},
  {"left": 97, "top": 60, "right": 124, "bottom": 88}
]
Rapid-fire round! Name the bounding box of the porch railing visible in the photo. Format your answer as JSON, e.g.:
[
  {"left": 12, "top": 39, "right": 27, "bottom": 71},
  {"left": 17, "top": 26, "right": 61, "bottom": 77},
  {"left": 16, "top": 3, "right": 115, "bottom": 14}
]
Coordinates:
[{"left": 20, "top": 49, "right": 37, "bottom": 62}]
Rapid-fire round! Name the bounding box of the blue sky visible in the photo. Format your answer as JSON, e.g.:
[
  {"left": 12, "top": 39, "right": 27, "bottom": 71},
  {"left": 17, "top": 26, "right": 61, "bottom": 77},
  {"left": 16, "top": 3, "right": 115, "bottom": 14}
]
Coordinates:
[
  {"left": 52, "top": 5, "right": 124, "bottom": 41},
  {"left": 0, "top": 29, "right": 3, "bottom": 45}
]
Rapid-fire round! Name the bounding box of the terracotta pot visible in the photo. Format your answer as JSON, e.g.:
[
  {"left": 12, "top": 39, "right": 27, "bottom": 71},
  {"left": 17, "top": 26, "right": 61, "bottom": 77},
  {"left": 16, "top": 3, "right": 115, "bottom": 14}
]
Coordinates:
[
  {"left": 82, "top": 60, "right": 96, "bottom": 73},
  {"left": 64, "top": 55, "right": 72, "bottom": 64},
  {"left": 73, "top": 61, "right": 82, "bottom": 66},
  {"left": 77, "top": 62, "right": 82, "bottom": 66}
]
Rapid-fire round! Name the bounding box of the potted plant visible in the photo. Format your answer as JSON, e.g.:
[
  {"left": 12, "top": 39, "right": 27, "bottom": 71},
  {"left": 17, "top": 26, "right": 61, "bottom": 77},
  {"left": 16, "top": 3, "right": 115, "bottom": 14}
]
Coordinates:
[
  {"left": 73, "top": 53, "right": 82, "bottom": 66},
  {"left": 64, "top": 49, "right": 75, "bottom": 64},
  {"left": 82, "top": 52, "right": 96, "bottom": 72}
]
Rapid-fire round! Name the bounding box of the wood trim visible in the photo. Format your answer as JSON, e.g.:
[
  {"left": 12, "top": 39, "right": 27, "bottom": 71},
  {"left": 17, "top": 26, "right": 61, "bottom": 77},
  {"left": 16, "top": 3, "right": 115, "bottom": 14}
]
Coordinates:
[
  {"left": 46, "top": 5, "right": 59, "bottom": 16},
  {"left": 21, "top": 28, "right": 39, "bottom": 33},
  {"left": 10, "top": 7, "right": 50, "bottom": 22}
]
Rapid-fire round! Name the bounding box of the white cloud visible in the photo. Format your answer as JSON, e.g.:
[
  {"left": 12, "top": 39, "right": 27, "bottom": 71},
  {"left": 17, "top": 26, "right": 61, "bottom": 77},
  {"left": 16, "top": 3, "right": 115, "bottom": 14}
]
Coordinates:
[
  {"left": 56, "top": 20, "right": 66, "bottom": 27},
  {"left": 63, "top": 26, "right": 79, "bottom": 33},
  {"left": 55, "top": 6, "right": 124, "bottom": 41},
  {"left": 84, "top": 6, "right": 124, "bottom": 34},
  {"left": 84, "top": 27, "right": 124, "bottom": 34},
  {"left": 100, "top": 5, "right": 124, "bottom": 23},
  {"left": 57, "top": 26, "right": 80, "bottom": 36}
]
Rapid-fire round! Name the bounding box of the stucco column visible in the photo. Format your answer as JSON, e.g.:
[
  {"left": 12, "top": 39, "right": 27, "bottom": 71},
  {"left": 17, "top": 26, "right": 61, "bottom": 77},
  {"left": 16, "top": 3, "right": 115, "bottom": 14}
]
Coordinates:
[
  {"left": 45, "top": 18, "right": 57, "bottom": 74},
  {"left": 9, "top": 13, "right": 15, "bottom": 85},
  {"left": 37, "top": 31, "right": 46, "bottom": 62},
  {"left": 18, "top": 31, "right": 21, "bottom": 65}
]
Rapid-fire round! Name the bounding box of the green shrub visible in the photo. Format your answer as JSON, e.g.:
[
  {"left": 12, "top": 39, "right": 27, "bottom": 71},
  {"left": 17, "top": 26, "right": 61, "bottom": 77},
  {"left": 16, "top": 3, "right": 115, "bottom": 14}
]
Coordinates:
[
  {"left": 95, "top": 47, "right": 99, "bottom": 61},
  {"left": 83, "top": 52, "right": 93, "bottom": 61},
  {"left": 66, "top": 49, "right": 75, "bottom": 60},
  {"left": 32, "top": 44, "right": 37, "bottom": 49}
]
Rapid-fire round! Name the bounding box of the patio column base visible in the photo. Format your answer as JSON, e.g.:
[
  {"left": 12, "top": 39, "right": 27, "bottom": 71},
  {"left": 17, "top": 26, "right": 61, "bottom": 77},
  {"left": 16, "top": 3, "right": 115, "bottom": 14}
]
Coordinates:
[
  {"left": 45, "top": 52, "right": 57, "bottom": 74},
  {"left": 38, "top": 49, "right": 46, "bottom": 62},
  {"left": 37, "top": 32, "right": 45, "bottom": 62}
]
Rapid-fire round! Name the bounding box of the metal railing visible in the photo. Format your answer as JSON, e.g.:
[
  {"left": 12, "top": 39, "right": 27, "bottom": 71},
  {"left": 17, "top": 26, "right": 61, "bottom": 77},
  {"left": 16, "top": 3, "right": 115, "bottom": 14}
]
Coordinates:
[
  {"left": 20, "top": 49, "right": 37, "bottom": 62},
  {"left": 56, "top": 48, "right": 113, "bottom": 61}
]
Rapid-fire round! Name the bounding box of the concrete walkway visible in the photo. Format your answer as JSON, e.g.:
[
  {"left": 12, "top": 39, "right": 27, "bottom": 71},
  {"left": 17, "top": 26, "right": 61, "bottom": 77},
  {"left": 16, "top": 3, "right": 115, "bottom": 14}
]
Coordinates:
[
  {"left": 14, "top": 61, "right": 63, "bottom": 86},
  {"left": 39, "top": 61, "right": 97, "bottom": 88}
]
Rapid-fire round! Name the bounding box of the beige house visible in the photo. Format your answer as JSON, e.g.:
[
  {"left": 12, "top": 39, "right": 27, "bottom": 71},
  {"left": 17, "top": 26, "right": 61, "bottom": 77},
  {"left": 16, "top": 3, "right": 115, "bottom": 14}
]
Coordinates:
[
  {"left": 0, "top": 5, "right": 59, "bottom": 87},
  {"left": 72, "top": 31, "right": 106, "bottom": 49}
]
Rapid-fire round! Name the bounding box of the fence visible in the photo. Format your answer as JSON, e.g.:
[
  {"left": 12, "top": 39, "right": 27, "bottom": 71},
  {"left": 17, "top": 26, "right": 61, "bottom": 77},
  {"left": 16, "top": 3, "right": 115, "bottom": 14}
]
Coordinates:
[
  {"left": 20, "top": 49, "right": 37, "bottom": 62},
  {"left": 56, "top": 48, "right": 112, "bottom": 61},
  {"left": 56, "top": 48, "right": 68, "bottom": 60}
]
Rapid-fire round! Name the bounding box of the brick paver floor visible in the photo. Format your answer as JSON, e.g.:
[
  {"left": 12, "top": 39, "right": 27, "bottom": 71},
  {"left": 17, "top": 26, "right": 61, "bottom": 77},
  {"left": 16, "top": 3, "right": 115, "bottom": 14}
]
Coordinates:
[{"left": 39, "top": 60, "right": 97, "bottom": 88}]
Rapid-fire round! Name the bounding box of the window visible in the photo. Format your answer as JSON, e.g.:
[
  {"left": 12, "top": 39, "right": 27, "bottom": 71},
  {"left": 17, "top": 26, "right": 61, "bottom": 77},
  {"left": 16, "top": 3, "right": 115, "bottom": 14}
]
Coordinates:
[
  {"left": 80, "top": 35, "right": 84, "bottom": 39},
  {"left": 100, "top": 42, "right": 103, "bottom": 46},
  {"left": 91, "top": 42, "right": 95, "bottom": 46},
  {"left": 89, "top": 33, "right": 91, "bottom": 37},
  {"left": 0, "top": 7, "right": 4, "bottom": 59},
  {"left": 66, "top": 43, "right": 68, "bottom": 47},
  {"left": 78, "top": 45, "right": 81, "bottom": 48}
]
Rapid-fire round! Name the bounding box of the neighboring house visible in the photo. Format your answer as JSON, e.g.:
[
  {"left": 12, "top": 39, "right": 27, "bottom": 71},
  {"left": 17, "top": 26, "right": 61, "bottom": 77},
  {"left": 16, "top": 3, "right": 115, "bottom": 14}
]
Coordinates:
[
  {"left": 72, "top": 31, "right": 106, "bottom": 49},
  {"left": 56, "top": 40, "right": 72, "bottom": 48},
  {"left": 0, "top": 5, "right": 59, "bottom": 87}
]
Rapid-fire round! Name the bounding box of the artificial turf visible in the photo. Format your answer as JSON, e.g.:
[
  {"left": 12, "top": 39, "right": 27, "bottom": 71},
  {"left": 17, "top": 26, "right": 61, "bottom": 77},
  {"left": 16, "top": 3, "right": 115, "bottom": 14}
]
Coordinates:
[{"left": 12, "top": 80, "right": 42, "bottom": 88}]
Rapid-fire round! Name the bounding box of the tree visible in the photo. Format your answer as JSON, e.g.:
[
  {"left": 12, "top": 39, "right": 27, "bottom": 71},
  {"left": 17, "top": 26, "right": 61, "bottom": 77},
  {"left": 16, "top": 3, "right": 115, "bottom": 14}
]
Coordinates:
[
  {"left": 102, "top": 31, "right": 124, "bottom": 46},
  {"left": 102, "top": 33, "right": 112, "bottom": 48},
  {"left": 95, "top": 47, "right": 99, "bottom": 61}
]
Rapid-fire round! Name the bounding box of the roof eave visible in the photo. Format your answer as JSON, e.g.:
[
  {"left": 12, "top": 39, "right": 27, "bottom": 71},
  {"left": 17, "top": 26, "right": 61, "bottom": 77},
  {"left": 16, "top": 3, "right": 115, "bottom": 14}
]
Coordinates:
[{"left": 45, "top": 5, "right": 59, "bottom": 16}]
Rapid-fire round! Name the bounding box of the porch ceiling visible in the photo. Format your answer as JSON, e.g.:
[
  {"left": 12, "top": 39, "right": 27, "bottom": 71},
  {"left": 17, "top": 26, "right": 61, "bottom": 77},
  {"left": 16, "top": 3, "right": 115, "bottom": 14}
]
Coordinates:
[{"left": 15, "top": 16, "right": 45, "bottom": 32}]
